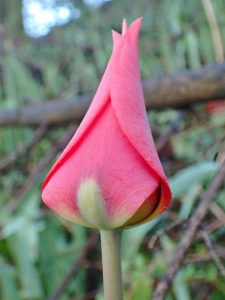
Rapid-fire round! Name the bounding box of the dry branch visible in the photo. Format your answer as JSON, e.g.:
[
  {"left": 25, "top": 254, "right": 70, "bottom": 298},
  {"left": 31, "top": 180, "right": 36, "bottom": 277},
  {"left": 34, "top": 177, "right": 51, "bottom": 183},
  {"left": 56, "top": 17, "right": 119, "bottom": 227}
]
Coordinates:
[
  {"left": 1, "top": 62, "right": 225, "bottom": 126},
  {"left": 200, "top": 228, "right": 225, "bottom": 278}
]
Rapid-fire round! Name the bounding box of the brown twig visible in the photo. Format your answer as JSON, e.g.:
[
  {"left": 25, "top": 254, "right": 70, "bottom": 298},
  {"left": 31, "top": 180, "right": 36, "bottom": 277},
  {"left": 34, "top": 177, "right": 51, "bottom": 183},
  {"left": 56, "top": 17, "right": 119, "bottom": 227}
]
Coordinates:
[
  {"left": 6, "top": 124, "right": 77, "bottom": 212},
  {"left": 0, "top": 124, "right": 47, "bottom": 171},
  {"left": 47, "top": 233, "right": 98, "bottom": 300},
  {"left": 200, "top": 228, "right": 225, "bottom": 278},
  {"left": 210, "top": 202, "right": 225, "bottom": 226},
  {"left": 148, "top": 219, "right": 186, "bottom": 249},
  {"left": 152, "top": 158, "right": 225, "bottom": 300},
  {"left": 185, "top": 248, "right": 225, "bottom": 263},
  {"left": 204, "top": 219, "right": 225, "bottom": 234}
]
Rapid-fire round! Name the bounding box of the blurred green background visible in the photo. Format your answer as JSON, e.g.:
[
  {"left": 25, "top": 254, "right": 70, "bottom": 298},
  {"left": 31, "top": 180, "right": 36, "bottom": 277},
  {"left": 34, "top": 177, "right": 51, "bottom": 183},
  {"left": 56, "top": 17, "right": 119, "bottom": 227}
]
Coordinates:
[{"left": 0, "top": 0, "right": 225, "bottom": 299}]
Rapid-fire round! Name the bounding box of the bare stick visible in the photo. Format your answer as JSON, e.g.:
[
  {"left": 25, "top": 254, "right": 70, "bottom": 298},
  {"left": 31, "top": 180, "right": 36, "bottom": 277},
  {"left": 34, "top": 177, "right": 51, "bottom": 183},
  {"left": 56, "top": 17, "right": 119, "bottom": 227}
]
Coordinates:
[
  {"left": 200, "top": 228, "right": 225, "bottom": 278},
  {"left": 148, "top": 219, "right": 186, "bottom": 249},
  {"left": 152, "top": 158, "right": 225, "bottom": 300}
]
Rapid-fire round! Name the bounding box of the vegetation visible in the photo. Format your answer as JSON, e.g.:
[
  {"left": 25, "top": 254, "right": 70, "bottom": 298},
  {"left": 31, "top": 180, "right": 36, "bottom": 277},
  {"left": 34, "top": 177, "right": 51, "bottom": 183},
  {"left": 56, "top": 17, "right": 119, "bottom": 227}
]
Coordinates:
[{"left": 0, "top": 0, "right": 225, "bottom": 299}]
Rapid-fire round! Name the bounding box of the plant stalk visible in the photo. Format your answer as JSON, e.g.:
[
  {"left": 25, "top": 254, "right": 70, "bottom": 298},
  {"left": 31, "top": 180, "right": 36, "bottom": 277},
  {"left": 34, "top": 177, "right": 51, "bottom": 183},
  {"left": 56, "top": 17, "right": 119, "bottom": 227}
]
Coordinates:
[{"left": 100, "top": 229, "right": 123, "bottom": 300}]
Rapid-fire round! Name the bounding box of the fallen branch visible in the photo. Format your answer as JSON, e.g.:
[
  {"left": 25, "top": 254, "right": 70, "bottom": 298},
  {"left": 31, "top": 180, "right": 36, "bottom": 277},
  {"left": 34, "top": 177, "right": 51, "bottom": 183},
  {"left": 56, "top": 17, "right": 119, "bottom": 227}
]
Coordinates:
[
  {"left": 200, "top": 228, "right": 225, "bottom": 278},
  {"left": 152, "top": 158, "right": 225, "bottom": 300},
  {"left": 1, "top": 62, "right": 225, "bottom": 126}
]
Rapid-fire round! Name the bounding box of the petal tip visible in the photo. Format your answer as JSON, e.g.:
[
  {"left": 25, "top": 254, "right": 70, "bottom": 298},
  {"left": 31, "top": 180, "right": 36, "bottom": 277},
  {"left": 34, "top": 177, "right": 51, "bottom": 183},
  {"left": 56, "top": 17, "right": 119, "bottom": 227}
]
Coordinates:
[
  {"left": 112, "top": 29, "right": 121, "bottom": 45},
  {"left": 122, "top": 18, "right": 128, "bottom": 35},
  {"left": 128, "top": 17, "right": 143, "bottom": 45}
]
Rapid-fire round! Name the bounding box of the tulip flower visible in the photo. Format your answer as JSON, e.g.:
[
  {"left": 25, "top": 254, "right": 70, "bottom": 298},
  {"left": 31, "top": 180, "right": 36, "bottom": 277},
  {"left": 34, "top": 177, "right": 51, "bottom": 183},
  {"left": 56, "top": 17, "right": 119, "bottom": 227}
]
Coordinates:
[
  {"left": 42, "top": 18, "right": 171, "bottom": 300},
  {"left": 42, "top": 18, "right": 171, "bottom": 230}
]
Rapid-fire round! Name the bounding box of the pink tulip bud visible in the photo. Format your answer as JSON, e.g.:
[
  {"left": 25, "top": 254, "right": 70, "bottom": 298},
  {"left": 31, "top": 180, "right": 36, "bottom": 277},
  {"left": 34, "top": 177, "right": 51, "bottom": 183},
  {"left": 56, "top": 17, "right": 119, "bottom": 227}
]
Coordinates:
[{"left": 42, "top": 18, "right": 172, "bottom": 229}]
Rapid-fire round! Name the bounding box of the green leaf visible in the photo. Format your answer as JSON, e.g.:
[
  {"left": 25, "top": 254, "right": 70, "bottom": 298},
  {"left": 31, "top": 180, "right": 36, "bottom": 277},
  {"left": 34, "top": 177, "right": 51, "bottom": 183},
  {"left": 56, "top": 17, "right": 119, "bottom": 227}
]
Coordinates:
[
  {"left": 170, "top": 161, "right": 219, "bottom": 199},
  {"left": 173, "top": 270, "right": 191, "bottom": 300},
  {"left": 179, "top": 184, "right": 202, "bottom": 219},
  {"left": 0, "top": 257, "right": 19, "bottom": 300}
]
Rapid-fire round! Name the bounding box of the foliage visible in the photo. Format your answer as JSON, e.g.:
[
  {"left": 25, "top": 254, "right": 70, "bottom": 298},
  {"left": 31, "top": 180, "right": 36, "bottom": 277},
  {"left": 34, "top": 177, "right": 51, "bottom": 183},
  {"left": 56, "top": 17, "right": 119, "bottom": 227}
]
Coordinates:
[{"left": 0, "top": 0, "right": 225, "bottom": 299}]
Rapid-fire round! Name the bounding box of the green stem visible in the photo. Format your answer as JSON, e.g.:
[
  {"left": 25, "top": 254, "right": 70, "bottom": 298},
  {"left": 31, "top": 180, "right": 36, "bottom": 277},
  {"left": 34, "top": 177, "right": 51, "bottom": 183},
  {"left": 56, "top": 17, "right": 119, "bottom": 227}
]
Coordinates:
[{"left": 100, "top": 229, "right": 123, "bottom": 300}]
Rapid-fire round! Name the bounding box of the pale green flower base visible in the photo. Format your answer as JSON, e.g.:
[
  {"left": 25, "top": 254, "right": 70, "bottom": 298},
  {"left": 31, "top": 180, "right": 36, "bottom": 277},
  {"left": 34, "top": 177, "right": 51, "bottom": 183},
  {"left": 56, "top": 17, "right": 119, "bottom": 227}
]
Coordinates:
[{"left": 100, "top": 229, "right": 123, "bottom": 300}]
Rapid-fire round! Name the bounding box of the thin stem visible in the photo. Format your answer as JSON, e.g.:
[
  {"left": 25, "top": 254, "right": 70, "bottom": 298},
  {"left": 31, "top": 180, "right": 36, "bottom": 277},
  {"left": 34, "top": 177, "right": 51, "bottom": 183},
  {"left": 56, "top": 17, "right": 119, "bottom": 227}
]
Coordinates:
[{"left": 100, "top": 229, "right": 123, "bottom": 300}]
